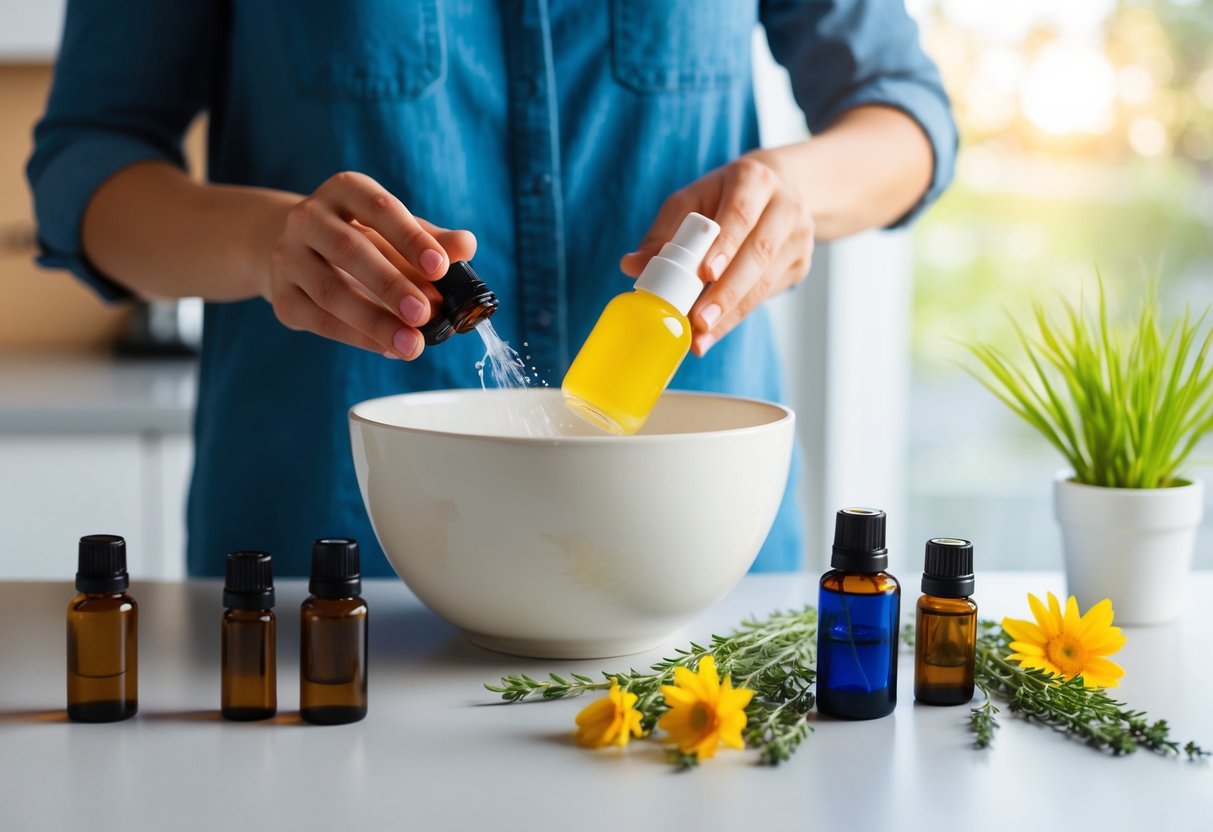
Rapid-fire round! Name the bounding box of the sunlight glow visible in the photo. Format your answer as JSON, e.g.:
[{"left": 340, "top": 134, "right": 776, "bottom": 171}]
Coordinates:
[{"left": 1021, "top": 42, "right": 1117, "bottom": 136}]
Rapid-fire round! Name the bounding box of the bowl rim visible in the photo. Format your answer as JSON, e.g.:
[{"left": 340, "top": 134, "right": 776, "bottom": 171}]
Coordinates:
[{"left": 348, "top": 388, "right": 795, "bottom": 445}]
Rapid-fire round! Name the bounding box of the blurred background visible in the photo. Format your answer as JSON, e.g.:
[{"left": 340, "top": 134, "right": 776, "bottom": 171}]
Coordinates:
[
  {"left": 0, "top": 0, "right": 1209, "bottom": 576},
  {"left": 905, "top": 0, "right": 1213, "bottom": 568}
]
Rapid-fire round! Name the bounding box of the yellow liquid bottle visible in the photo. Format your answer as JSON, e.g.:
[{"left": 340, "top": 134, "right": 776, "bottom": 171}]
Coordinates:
[{"left": 563, "top": 212, "right": 720, "bottom": 434}]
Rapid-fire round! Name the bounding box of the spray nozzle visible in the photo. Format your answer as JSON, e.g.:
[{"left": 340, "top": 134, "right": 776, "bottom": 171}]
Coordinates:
[{"left": 418, "top": 260, "right": 500, "bottom": 346}]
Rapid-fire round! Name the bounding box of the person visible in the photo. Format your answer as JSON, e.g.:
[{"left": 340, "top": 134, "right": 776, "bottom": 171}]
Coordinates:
[{"left": 28, "top": 1, "right": 955, "bottom": 577}]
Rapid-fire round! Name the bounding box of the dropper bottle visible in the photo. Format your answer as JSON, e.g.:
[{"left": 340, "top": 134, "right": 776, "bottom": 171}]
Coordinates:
[
  {"left": 300, "top": 538, "right": 369, "bottom": 725},
  {"left": 815, "top": 508, "right": 901, "bottom": 720},
  {"left": 67, "top": 534, "right": 138, "bottom": 722},
  {"left": 220, "top": 551, "right": 277, "bottom": 721},
  {"left": 914, "top": 537, "right": 977, "bottom": 705},
  {"left": 562, "top": 212, "right": 720, "bottom": 434},
  {"left": 418, "top": 260, "right": 499, "bottom": 345}
]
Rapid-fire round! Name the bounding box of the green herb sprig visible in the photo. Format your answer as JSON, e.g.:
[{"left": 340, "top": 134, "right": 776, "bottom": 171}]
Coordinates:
[
  {"left": 486, "top": 606, "right": 818, "bottom": 766},
  {"left": 966, "top": 277, "right": 1213, "bottom": 488},
  {"left": 972, "top": 621, "right": 1208, "bottom": 758}
]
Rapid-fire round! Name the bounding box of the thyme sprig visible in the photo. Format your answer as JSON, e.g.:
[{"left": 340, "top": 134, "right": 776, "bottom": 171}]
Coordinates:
[
  {"left": 972, "top": 621, "right": 1208, "bottom": 758},
  {"left": 486, "top": 607, "right": 818, "bottom": 765}
]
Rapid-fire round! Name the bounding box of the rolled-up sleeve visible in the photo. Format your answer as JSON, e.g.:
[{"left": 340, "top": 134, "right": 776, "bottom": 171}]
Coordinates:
[
  {"left": 26, "top": 0, "right": 218, "bottom": 300},
  {"left": 760, "top": 0, "right": 958, "bottom": 227}
]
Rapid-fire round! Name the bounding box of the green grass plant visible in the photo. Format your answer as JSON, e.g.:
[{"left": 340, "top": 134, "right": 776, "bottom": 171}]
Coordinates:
[{"left": 967, "top": 277, "right": 1213, "bottom": 488}]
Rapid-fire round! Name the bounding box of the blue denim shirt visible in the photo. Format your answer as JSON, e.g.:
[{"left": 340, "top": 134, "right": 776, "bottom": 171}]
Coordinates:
[{"left": 29, "top": 0, "right": 955, "bottom": 577}]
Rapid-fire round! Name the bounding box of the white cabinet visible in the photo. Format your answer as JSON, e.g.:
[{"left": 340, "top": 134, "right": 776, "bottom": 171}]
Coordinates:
[
  {"left": 0, "top": 354, "right": 196, "bottom": 581},
  {"left": 0, "top": 431, "right": 191, "bottom": 579},
  {"left": 0, "top": 0, "right": 66, "bottom": 61}
]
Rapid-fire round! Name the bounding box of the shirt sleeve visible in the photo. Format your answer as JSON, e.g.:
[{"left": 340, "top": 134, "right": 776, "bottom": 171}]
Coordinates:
[
  {"left": 759, "top": 0, "right": 958, "bottom": 228},
  {"left": 26, "top": 0, "right": 219, "bottom": 301}
]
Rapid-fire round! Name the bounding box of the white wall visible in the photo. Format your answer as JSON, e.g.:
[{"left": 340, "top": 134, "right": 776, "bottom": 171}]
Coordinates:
[{"left": 755, "top": 29, "right": 913, "bottom": 570}]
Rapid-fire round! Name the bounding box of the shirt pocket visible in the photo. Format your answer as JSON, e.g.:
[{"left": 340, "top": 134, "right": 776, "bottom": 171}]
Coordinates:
[
  {"left": 610, "top": 0, "right": 755, "bottom": 93},
  {"left": 278, "top": 0, "right": 445, "bottom": 100}
]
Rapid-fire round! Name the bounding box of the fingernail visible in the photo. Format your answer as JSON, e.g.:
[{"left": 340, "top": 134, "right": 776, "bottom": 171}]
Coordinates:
[
  {"left": 700, "top": 303, "right": 722, "bottom": 329},
  {"left": 400, "top": 295, "right": 429, "bottom": 327},
  {"left": 420, "top": 249, "right": 444, "bottom": 275},
  {"left": 393, "top": 328, "right": 421, "bottom": 359},
  {"left": 696, "top": 333, "right": 717, "bottom": 355},
  {"left": 708, "top": 254, "right": 728, "bottom": 280},
  {"left": 383, "top": 350, "right": 401, "bottom": 360}
]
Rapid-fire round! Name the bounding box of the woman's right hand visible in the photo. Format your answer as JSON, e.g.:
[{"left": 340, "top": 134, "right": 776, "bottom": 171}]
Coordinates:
[{"left": 260, "top": 171, "right": 477, "bottom": 360}]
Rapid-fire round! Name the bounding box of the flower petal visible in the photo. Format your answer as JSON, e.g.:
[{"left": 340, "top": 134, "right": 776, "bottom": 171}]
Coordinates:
[
  {"left": 657, "top": 705, "right": 694, "bottom": 739},
  {"left": 696, "top": 657, "right": 721, "bottom": 697},
  {"left": 693, "top": 734, "right": 720, "bottom": 760},
  {"left": 1084, "top": 626, "right": 1127, "bottom": 656},
  {"left": 1007, "top": 640, "right": 1045, "bottom": 657},
  {"left": 671, "top": 665, "right": 707, "bottom": 699},
  {"left": 661, "top": 684, "right": 694, "bottom": 708},
  {"left": 1046, "top": 592, "right": 1064, "bottom": 625},
  {"left": 1063, "top": 595, "right": 1081, "bottom": 633},
  {"left": 1028, "top": 593, "right": 1060, "bottom": 638},
  {"left": 1078, "top": 656, "right": 1125, "bottom": 688},
  {"left": 1076, "top": 598, "right": 1115, "bottom": 638},
  {"left": 1013, "top": 655, "right": 1060, "bottom": 677},
  {"left": 1002, "top": 616, "right": 1045, "bottom": 646}
]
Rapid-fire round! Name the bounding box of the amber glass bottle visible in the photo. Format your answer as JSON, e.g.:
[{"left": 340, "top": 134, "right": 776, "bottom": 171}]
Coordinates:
[
  {"left": 417, "top": 260, "right": 499, "bottom": 345},
  {"left": 816, "top": 508, "right": 901, "bottom": 720},
  {"left": 67, "top": 534, "right": 138, "bottom": 722},
  {"left": 914, "top": 538, "right": 977, "bottom": 706},
  {"left": 301, "top": 538, "right": 368, "bottom": 725},
  {"left": 221, "top": 551, "right": 277, "bottom": 721}
]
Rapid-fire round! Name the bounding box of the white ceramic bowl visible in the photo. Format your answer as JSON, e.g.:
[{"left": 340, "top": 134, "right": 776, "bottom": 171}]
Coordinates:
[{"left": 349, "top": 388, "right": 794, "bottom": 658}]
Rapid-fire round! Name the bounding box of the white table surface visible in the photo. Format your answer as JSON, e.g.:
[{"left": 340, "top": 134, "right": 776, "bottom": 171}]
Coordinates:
[{"left": 0, "top": 572, "right": 1209, "bottom": 830}]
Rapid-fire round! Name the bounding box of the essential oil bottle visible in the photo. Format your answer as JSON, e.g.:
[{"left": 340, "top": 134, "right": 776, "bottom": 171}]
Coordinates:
[
  {"left": 221, "top": 551, "right": 277, "bottom": 721},
  {"left": 300, "top": 538, "right": 368, "bottom": 725},
  {"left": 816, "top": 508, "right": 901, "bottom": 720},
  {"left": 417, "top": 260, "right": 499, "bottom": 345},
  {"left": 562, "top": 212, "right": 720, "bottom": 435},
  {"left": 914, "top": 537, "right": 977, "bottom": 706},
  {"left": 67, "top": 534, "right": 138, "bottom": 722}
]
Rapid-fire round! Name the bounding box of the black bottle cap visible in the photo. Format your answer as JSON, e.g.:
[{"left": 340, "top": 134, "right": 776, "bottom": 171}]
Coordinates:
[
  {"left": 223, "top": 551, "right": 275, "bottom": 610},
  {"left": 420, "top": 260, "right": 499, "bottom": 345},
  {"left": 76, "top": 534, "right": 130, "bottom": 593},
  {"left": 309, "top": 538, "right": 363, "bottom": 599},
  {"left": 418, "top": 315, "right": 456, "bottom": 345},
  {"left": 830, "top": 507, "right": 888, "bottom": 572},
  {"left": 921, "top": 537, "right": 975, "bottom": 598}
]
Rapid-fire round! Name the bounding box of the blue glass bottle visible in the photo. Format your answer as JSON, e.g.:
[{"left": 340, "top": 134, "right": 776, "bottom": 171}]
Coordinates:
[{"left": 816, "top": 508, "right": 900, "bottom": 720}]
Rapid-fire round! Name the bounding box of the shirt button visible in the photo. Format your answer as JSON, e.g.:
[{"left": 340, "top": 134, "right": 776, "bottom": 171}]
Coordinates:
[
  {"left": 521, "top": 77, "right": 541, "bottom": 98},
  {"left": 529, "top": 173, "right": 552, "bottom": 195},
  {"left": 535, "top": 309, "right": 553, "bottom": 328}
]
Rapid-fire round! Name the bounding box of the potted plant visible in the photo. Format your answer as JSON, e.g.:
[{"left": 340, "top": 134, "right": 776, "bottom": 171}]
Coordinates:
[{"left": 968, "top": 279, "right": 1213, "bottom": 624}]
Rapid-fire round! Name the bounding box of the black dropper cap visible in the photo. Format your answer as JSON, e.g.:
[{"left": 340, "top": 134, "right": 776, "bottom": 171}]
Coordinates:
[
  {"left": 223, "top": 551, "right": 275, "bottom": 610},
  {"left": 830, "top": 507, "right": 888, "bottom": 572},
  {"left": 419, "top": 260, "right": 499, "bottom": 345},
  {"left": 76, "top": 534, "right": 130, "bottom": 593},
  {"left": 921, "top": 537, "right": 975, "bottom": 598},
  {"left": 309, "top": 538, "right": 362, "bottom": 599}
]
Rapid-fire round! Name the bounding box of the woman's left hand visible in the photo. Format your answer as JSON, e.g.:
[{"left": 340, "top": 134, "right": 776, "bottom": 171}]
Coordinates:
[{"left": 621, "top": 150, "right": 815, "bottom": 356}]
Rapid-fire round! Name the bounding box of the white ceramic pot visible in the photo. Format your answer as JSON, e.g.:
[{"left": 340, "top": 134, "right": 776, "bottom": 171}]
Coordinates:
[
  {"left": 1054, "top": 473, "right": 1204, "bottom": 625},
  {"left": 350, "top": 389, "right": 795, "bottom": 658}
]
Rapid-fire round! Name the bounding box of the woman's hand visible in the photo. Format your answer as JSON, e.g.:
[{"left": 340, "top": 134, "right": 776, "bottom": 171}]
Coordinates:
[
  {"left": 621, "top": 151, "right": 814, "bottom": 356},
  {"left": 261, "top": 171, "right": 477, "bottom": 359}
]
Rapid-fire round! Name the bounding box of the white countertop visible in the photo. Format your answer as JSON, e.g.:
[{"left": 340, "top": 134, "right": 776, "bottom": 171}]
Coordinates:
[
  {"left": 0, "top": 572, "right": 1209, "bottom": 830},
  {"left": 0, "top": 353, "right": 196, "bottom": 432}
]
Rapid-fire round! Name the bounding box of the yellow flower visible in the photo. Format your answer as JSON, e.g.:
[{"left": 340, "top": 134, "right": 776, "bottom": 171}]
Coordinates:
[
  {"left": 1002, "top": 592, "right": 1127, "bottom": 688},
  {"left": 573, "top": 682, "right": 644, "bottom": 748},
  {"left": 657, "top": 655, "right": 754, "bottom": 760}
]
